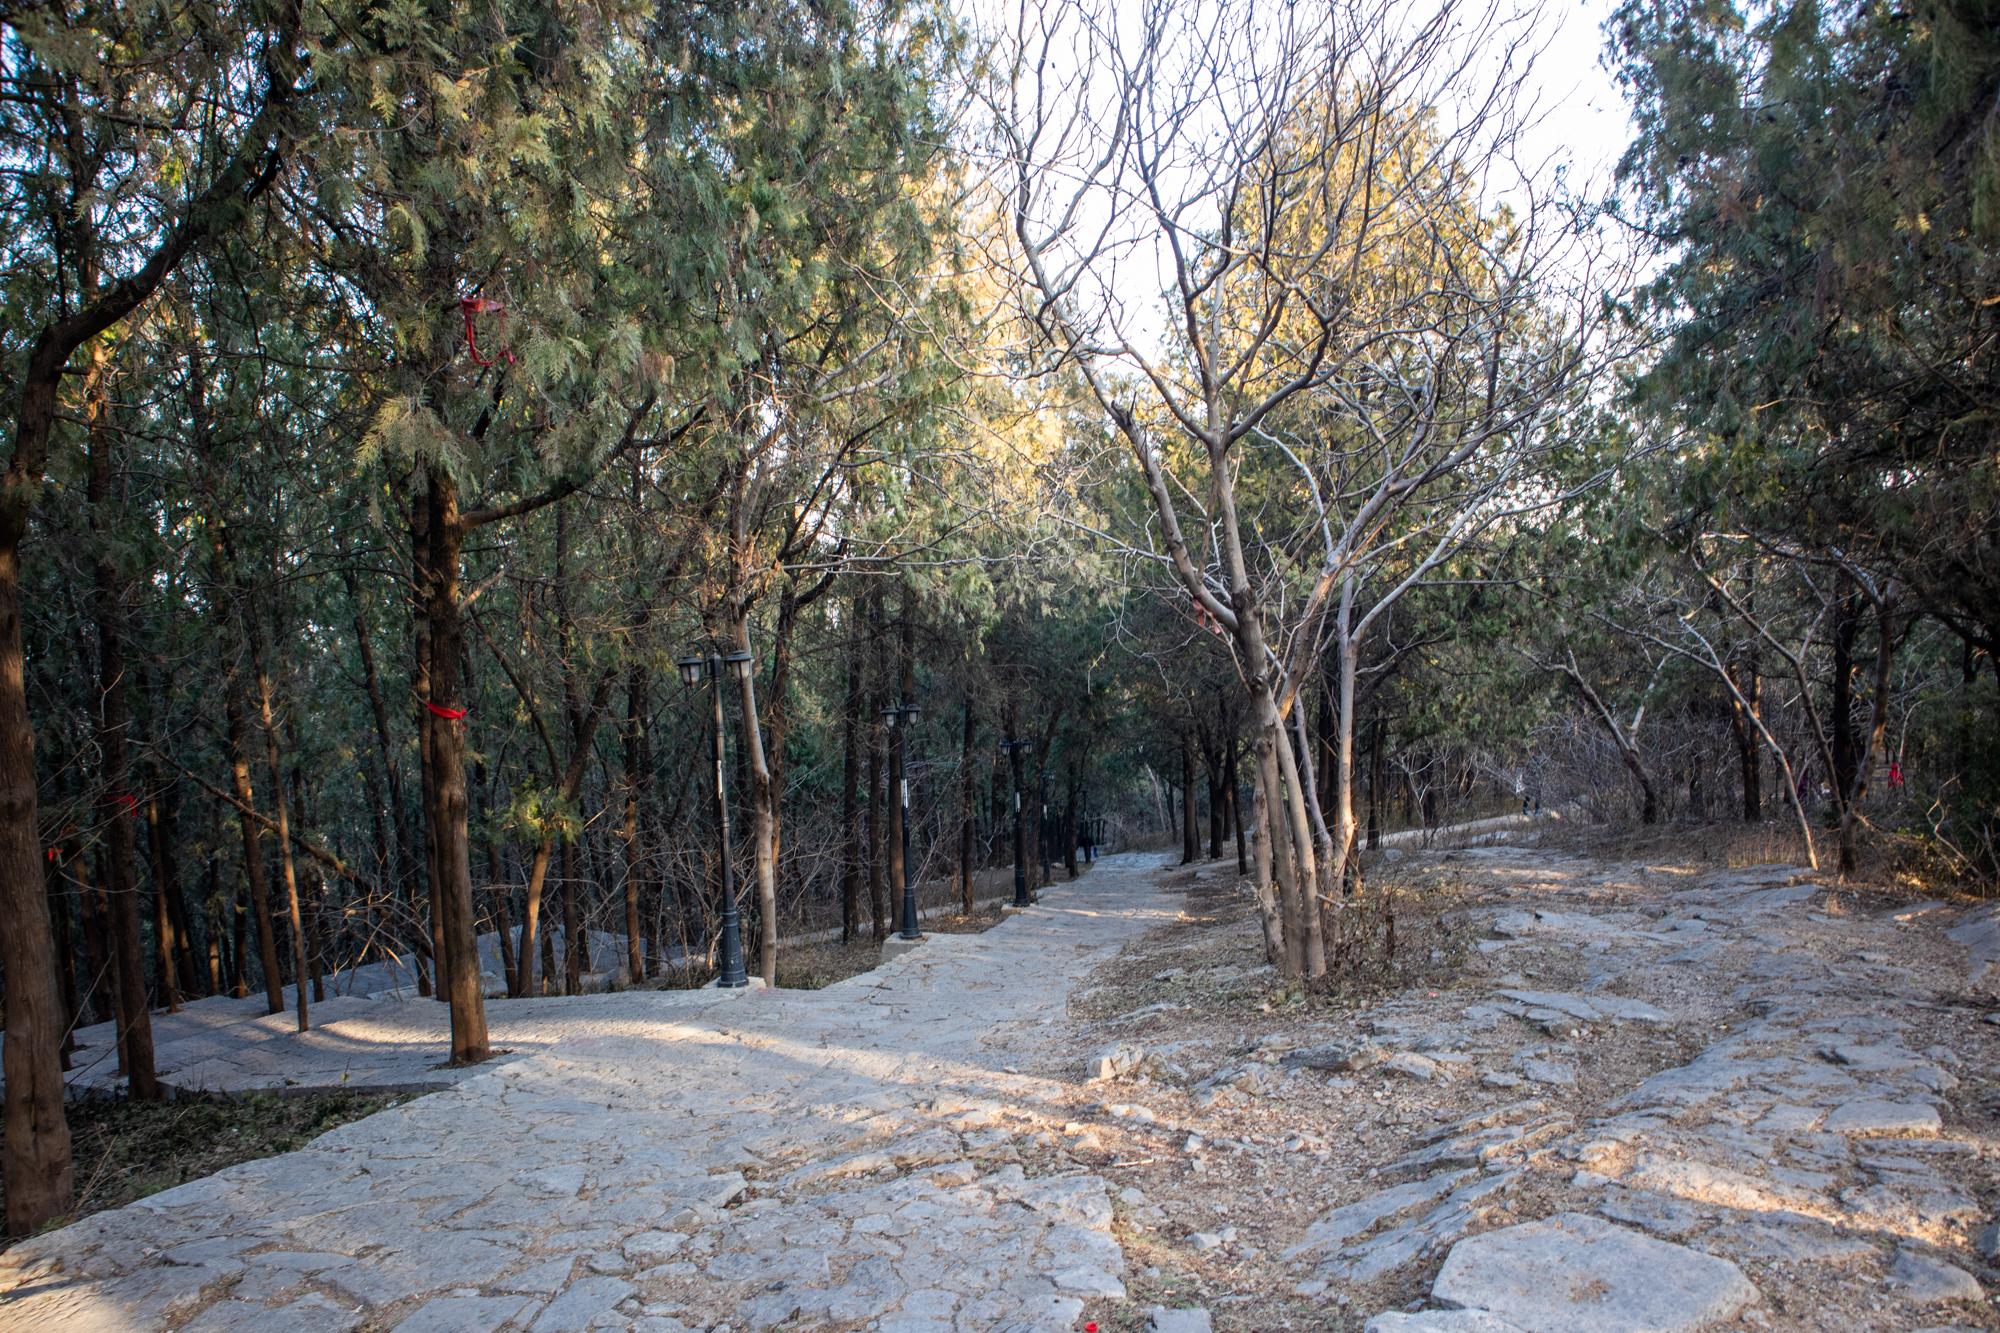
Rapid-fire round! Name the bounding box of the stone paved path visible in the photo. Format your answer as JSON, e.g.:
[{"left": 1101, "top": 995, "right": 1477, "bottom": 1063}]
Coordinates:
[{"left": 0, "top": 853, "right": 1179, "bottom": 1332}]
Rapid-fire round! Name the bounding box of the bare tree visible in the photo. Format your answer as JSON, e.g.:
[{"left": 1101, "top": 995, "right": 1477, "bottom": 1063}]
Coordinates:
[{"left": 991, "top": 0, "right": 1618, "bottom": 976}]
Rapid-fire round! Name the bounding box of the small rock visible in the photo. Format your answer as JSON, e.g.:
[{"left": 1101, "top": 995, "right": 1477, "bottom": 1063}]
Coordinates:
[
  {"left": 1384, "top": 1052, "right": 1445, "bottom": 1082},
  {"left": 1886, "top": 1247, "right": 1985, "bottom": 1304},
  {"left": 1515, "top": 1058, "right": 1575, "bottom": 1087},
  {"left": 1091, "top": 1045, "right": 1146, "bottom": 1081},
  {"left": 1052, "top": 1266, "right": 1125, "bottom": 1298},
  {"left": 1429, "top": 1212, "right": 1759, "bottom": 1331},
  {"left": 1285, "top": 1040, "right": 1388, "bottom": 1072},
  {"left": 1822, "top": 1099, "right": 1941, "bottom": 1137},
  {"left": 1107, "top": 1103, "right": 1157, "bottom": 1123},
  {"left": 1147, "top": 1306, "right": 1214, "bottom": 1333}
]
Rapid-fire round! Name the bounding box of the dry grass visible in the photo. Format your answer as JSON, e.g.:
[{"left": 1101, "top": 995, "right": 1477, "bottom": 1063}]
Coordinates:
[{"left": 1530, "top": 816, "right": 1992, "bottom": 897}]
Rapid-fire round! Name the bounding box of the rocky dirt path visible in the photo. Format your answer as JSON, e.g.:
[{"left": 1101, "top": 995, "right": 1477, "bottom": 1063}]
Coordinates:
[
  {"left": 1039, "top": 844, "right": 2000, "bottom": 1332},
  {"left": 0, "top": 854, "right": 1182, "bottom": 1332}
]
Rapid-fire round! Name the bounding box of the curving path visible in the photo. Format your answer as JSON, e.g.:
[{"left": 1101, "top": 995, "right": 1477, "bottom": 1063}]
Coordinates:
[{"left": 0, "top": 853, "right": 1179, "bottom": 1333}]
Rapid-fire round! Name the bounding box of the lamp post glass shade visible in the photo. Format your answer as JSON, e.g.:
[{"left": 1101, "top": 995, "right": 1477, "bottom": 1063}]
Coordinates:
[
  {"left": 676, "top": 654, "right": 705, "bottom": 686},
  {"left": 722, "top": 649, "right": 753, "bottom": 680}
]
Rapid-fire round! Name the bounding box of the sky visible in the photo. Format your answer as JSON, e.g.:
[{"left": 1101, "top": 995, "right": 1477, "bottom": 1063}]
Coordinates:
[
  {"left": 1515, "top": 0, "right": 1632, "bottom": 190},
  {"left": 970, "top": 0, "right": 1641, "bottom": 354}
]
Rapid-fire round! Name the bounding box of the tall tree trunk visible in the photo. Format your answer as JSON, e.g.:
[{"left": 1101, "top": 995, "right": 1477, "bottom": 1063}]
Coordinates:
[
  {"left": 48, "top": 843, "right": 80, "bottom": 1069},
  {"left": 411, "top": 489, "right": 444, "bottom": 1000},
  {"left": 86, "top": 355, "right": 158, "bottom": 1098},
  {"left": 1229, "top": 739, "right": 1249, "bottom": 875},
  {"left": 1365, "top": 717, "right": 1386, "bottom": 850},
  {"left": 231, "top": 876, "right": 249, "bottom": 998},
  {"left": 1180, "top": 736, "right": 1199, "bottom": 865},
  {"left": 0, "top": 366, "right": 71, "bottom": 1238},
  {"left": 490, "top": 833, "right": 516, "bottom": 987},
  {"left": 1831, "top": 580, "right": 1859, "bottom": 810},
  {"left": 1328, "top": 632, "right": 1362, "bottom": 898},
  {"left": 343, "top": 565, "right": 412, "bottom": 924},
  {"left": 1728, "top": 662, "right": 1762, "bottom": 822},
  {"left": 290, "top": 769, "right": 326, "bottom": 1003},
  {"left": 884, "top": 590, "right": 911, "bottom": 922},
  {"left": 959, "top": 692, "right": 977, "bottom": 911},
  {"left": 1206, "top": 749, "right": 1224, "bottom": 860},
  {"left": 1837, "top": 592, "right": 1899, "bottom": 876},
  {"left": 1063, "top": 769, "right": 1079, "bottom": 879},
  {"left": 249, "top": 616, "right": 310, "bottom": 1033},
  {"left": 729, "top": 612, "right": 780, "bottom": 984},
  {"left": 622, "top": 666, "right": 647, "bottom": 984},
  {"left": 840, "top": 610, "right": 863, "bottom": 942},
  {"left": 224, "top": 679, "right": 296, "bottom": 1013},
  {"left": 74, "top": 847, "right": 112, "bottom": 1027},
  {"left": 418, "top": 465, "right": 490, "bottom": 1064},
  {"left": 146, "top": 791, "right": 182, "bottom": 1014},
  {"left": 866, "top": 588, "right": 887, "bottom": 940},
  {"left": 562, "top": 837, "right": 582, "bottom": 995}
]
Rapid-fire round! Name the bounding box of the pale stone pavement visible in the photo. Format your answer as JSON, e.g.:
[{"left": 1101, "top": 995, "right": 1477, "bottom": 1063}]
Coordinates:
[{"left": 0, "top": 852, "right": 1181, "bottom": 1332}]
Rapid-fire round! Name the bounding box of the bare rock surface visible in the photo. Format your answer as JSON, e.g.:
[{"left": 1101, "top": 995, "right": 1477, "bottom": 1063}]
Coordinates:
[{"left": 1427, "top": 1211, "right": 1760, "bottom": 1331}]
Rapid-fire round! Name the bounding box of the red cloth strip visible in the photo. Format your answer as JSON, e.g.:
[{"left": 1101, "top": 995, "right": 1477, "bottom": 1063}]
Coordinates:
[{"left": 425, "top": 701, "right": 469, "bottom": 720}]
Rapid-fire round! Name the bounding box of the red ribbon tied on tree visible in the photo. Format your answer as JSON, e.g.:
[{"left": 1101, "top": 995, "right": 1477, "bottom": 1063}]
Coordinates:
[
  {"left": 460, "top": 295, "right": 517, "bottom": 368},
  {"left": 111, "top": 792, "right": 139, "bottom": 817},
  {"left": 425, "top": 701, "right": 470, "bottom": 721}
]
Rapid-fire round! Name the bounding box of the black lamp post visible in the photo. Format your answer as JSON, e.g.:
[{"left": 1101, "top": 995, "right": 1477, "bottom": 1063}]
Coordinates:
[
  {"left": 881, "top": 699, "right": 922, "bottom": 939},
  {"left": 999, "top": 738, "right": 1031, "bottom": 906},
  {"left": 678, "top": 646, "right": 754, "bottom": 988},
  {"left": 1039, "top": 769, "right": 1054, "bottom": 883}
]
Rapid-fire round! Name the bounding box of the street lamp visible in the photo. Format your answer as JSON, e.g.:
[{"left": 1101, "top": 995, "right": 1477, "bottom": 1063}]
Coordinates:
[
  {"left": 999, "top": 738, "right": 1032, "bottom": 907},
  {"left": 1039, "top": 769, "right": 1054, "bottom": 884},
  {"left": 677, "top": 646, "right": 755, "bottom": 988},
  {"left": 881, "top": 700, "right": 922, "bottom": 939}
]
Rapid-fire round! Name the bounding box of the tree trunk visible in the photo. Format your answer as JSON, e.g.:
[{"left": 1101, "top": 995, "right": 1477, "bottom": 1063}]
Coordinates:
[
  {"left": 1837, "top": 592, "right": 1898, "bottom": 876},
  {"left": 1063, "top": 770, "right": 1079, "bottom": 879},
  {"left": 48, "top": 843, "right": 80, "bottom": 1069},
  {"left": 86, "top": 359, "right": 159, "bottom": 1097},
  {"left": 418, "top": 465, "right": 490, "bottom": 1063},
  {"left": 840, "top": 608, "right": 863, "bottom": 942},
  {"left": 729, "top": 612, "right": 780, "bottom": 984},
  {"left": 224, "top": 676, "right": 285, "bottom": 1012},
  {"left": 1831, "top": 580, "right": 1859, "bottom": 812},
  {"left": 1366, "top": 717, "right": 1385, "bottom": 850},
  {"left": 1180, "top": 737, "right": 1199, "bottom": 865},
  {"left": 1229, "top": 740, "right": 1249, "bottom": 875},
  {"left": 623, "top": 666, "right": 647, "bottom": 985},
  {"left": 343, "top": 565, "right": 413, "bottom": 926},
  {"left": 866, "top": 589, "right": 887, "bottom": 941},
  {"left": 146, "top": 792, "right": 182, "bottom": 1014},
  {"left": 250, "top": 620, "right": 310, "bottom": 1033},
  {"left": 959, "top": 693, "right": 977, "bottom": 910},
  {"left": 1728, "top": 662, "right": 1762, "bottom": 822},
  {"left": 411, "top": 490, "right": 444, "bottom": 1000},
  {"left": 516, "top": 835, "right": 553, "bottom": 996},
  {"left": 1328, "top": 634, "right": 1361, "bottom": 899},
  {"left": 562, "top": 837, "right": 582, "bottom": 995}
]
